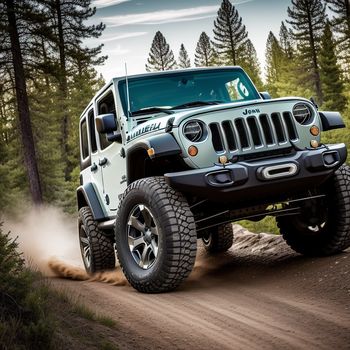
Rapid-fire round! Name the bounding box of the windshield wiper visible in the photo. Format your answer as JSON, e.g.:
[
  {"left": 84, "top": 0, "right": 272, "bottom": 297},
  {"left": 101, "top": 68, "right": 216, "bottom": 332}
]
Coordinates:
[
  {"left": 172, "top": 100, "right": 223, "bottom": 110},
  {"left": 131, "top": 107, "right": 174, "bottom": 116}
]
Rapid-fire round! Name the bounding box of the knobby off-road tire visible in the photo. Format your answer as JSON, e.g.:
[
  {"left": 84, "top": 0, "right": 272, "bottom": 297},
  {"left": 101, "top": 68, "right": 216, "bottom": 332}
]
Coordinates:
[
  {"left": 115, "top": 177, "right": 197, "bottom": 293},
  {"left": 78, "top": 207, "right": 116, "bottom": 273},
  {"left": 202, "top": 223, "right": 234, "bottom": 253},
  {"left": 277, "top": 165, "right": 350, "bottom": 256}
]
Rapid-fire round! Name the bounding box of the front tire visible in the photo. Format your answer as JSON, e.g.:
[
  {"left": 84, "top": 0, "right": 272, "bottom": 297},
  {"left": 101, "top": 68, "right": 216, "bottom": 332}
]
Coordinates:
[
  {"left": 115, "top": 177, "right": 197, "bottom": 293},
  {"left": 202, "top": 224, "right": 234, "bottom": 253},
  {"left": 78, "top": 207, "right": 116, "bottom": 273},
  {"left": 277, "top": 165, "right": 350, "bottom": 256}
]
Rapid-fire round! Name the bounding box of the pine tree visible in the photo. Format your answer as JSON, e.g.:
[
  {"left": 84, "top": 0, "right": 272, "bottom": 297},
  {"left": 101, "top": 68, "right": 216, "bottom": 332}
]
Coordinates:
[
  {"left": 326, "top": 0, "right": 350, "bottom": 73},
  {"left": 39, "top": 0, "right": 106, "bottom": 179},
  {"left": 240, "top": 39, "right": 263, "bottom": 90},
  {"left": 145, "top": 31, "right": 177, "bottom": 71},
  {"left": 279, "top": 21, "right": 294, "bottom": 58},
  {"left": 213, "top": 0, "right": 248, "bottom": 65},
  {"left": 178, "top": 44, "right": 191, "bottom": 68},
  {"left": 194, "top": 32, "right": 217, "bottom": 67},
  {"left": 319, "top": 21, "right": 347, "bottom": 112},
  {"left": 287, "top": 0, "right": 327, "bottom": 104},
  {"left": 0, "top": 0, "right": 43, "bottom": 204},
  {"left": 265, "top": 31, "right": 284, "bottom": 97}
]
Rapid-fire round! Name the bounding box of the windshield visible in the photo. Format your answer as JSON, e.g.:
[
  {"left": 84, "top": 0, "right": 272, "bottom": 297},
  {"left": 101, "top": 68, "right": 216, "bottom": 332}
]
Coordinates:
[{"left": 119, "top": 69, "right": 260, "bottom": 116}]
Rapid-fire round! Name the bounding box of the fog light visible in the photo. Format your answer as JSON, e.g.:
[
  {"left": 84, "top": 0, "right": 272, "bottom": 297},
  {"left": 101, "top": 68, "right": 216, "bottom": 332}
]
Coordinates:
[
  {"left": 310, "top": 140, "right": 319, "bottom": 148},
  {"left": 310, "top": 125, "right": 320, "bottom": 136},
  {"left": 188, "top": 145, "right": 198, "bottom": 157},
  {"left": 219, "top": 155, "right": 228, "bottom": 164}
]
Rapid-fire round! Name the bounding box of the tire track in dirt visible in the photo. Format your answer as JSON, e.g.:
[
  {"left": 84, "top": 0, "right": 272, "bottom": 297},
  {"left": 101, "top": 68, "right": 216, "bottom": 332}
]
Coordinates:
[{"left": 50, "top": 226, "right": 350, "bottom": 350}]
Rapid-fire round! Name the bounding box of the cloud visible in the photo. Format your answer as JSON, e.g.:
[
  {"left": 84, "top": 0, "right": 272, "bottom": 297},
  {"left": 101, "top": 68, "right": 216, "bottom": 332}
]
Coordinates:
[
  {"left": 102, "top": 5, "right": 220, "bottom": 26},
  {"left": 92, "top": 0, "right": 130, "bottom": 8},
  {"left": 104, "top": 45, "right": 130, "bottom": 56},
  {"left": 102, "top": 32, "right": 148, "bottom": 42}
]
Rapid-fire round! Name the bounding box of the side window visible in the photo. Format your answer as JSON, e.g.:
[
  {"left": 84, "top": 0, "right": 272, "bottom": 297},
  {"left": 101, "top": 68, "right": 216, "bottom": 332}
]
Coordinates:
[
  {"left": 97, "top": 90, "right": 116, "bottom": 150},
  {"left": 88, "top": 109, "right": 97, "bottom": 153},
  {"left": 81, "top": 118, "right": 89, "bottom": 160}
]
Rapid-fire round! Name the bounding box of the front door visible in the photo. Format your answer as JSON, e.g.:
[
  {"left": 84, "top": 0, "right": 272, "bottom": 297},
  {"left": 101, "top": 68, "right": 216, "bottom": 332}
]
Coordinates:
[{"left": 95, "top": 88, "right": 127, "bottom": 218}]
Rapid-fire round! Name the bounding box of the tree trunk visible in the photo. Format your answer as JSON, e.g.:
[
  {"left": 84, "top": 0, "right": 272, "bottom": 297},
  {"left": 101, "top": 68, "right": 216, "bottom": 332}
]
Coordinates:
[{"left": 5, "top": 0, "right": 43, "bottom": 204}]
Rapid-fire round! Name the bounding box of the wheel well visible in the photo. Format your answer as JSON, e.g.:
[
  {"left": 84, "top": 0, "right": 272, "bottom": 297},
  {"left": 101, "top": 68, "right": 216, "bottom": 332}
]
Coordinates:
[
  {"left": 127, "top": 148, "right": 189, "bottom": 184},
  {"left": 77, "top": 189, "right": 88, "bottom": 209}
]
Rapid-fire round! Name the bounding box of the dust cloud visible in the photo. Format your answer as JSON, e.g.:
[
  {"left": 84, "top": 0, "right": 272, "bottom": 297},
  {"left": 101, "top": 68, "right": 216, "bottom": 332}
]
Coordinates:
[
  {"left": 2, "top": 206, "right": 128, "bottom": 286},
  {"left": 2, "top": 206, "right": 290, "bottom": 287}
]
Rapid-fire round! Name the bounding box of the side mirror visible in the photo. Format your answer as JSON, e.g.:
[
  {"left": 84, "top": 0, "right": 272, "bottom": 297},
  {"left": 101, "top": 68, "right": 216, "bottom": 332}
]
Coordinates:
[
  {"left": 96, "top": 113, "right": 118, "bottom": 134},
  {"left": 259, "top": 91, "right": 271, "bottom": 100}
]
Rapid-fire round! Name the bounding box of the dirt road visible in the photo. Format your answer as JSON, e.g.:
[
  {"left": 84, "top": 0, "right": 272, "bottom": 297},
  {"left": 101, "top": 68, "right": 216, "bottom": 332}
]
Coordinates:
[{"left": 51, "top": 226, "right": 350, "bottom": 350}]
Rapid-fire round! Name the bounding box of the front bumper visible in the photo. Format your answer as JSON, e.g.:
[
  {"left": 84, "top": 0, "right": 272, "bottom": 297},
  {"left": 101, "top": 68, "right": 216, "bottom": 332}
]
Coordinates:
[{"left": 164, "top": 143, "right": 347, "bottom": 204}]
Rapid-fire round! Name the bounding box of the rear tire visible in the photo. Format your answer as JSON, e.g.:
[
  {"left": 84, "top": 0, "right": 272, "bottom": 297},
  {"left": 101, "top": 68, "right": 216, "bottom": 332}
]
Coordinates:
[
  {"left": 277, "top": 165, "right": 350, "bottom": 256},
  {"left": 115, "top": 177, "right": 197, "bottom": 293},
  {"left": 78, "top": 207, "right": 116, "bottom": 273},
  {"left": 202, "top": 223, "right": 234, "bottom": 253}
]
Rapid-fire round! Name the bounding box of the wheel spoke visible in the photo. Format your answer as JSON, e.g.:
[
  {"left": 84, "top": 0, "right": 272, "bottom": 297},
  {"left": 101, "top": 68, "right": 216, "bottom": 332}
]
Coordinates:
[
  {"left": 150, "top": 238, "right": 158, "bottom": 257},
  {"left": 139, "top": 245, "right": 152, "bottom": 268},
  {"left": 128, "top": 215, "right": 145, "bottom": 232},
  {"left": 140, "top": 206, "right": 152, "bottom": 227},
  {"left": 151, "top": 226, "right": 158, "bottom": 236},
  {"left": 128, "top": 235, "right": 146, "bottom": 249}
]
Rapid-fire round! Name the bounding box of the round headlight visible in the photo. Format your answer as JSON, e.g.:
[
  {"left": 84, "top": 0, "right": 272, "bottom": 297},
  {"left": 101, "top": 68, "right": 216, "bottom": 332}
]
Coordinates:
[
  {"left": 292, "top": 103, "right": 313, "bottom": 124},
  {"left": 183, "top": 121, "right": 204, "bottom": 142}
]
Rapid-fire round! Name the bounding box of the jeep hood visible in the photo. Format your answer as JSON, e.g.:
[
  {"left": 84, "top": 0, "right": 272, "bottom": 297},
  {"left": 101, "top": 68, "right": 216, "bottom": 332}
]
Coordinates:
[{"left": 126, "top": 97, "right": 314, "bottom": 143}]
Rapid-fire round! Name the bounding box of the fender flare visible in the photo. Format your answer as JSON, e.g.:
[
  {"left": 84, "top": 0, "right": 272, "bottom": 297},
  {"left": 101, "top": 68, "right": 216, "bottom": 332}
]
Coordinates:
[
  {"left": 126, "top": 133, "right": 182, "bottom": 184},
  {"left": 319, "top": 111, "right": 345, "bottom": 131},
  {"left": 77, "top": 183, "right": 106, "bottom": 221}
]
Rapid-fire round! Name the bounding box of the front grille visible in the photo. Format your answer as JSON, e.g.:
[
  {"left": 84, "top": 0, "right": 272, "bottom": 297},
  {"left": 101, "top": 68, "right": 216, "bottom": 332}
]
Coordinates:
[{"left": 209, "top": 112, "right": 298, "bottom": 154}]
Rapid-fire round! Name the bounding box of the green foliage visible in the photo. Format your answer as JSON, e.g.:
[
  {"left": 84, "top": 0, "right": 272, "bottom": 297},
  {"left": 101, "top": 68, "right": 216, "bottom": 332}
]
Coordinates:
[
  {"left": 326, "top": 0, "right": 350, "bottom": 72},
  {"left": 145, "top": 31, "right": 177, "bottom": 71},
  {"left": 287, "top": 0, "right": 326, "bottom": 104},
  {"left": 319, "top": 21, "right": 347, "bottom": 112},
  {"left": 0, "top": 224, "right": 54, "bottom": 349},
  {"left": 238, "top": 217, "right": 279, "bottom": 235},
  {"left": 240, "top": 39, "right": 264, "bottom": 90},
  {"left": 178, "top": 44, "right": 191, "bottom": 68}
]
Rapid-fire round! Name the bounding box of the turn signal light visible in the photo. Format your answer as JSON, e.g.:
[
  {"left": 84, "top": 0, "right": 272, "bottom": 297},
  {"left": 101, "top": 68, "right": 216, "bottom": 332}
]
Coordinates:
[
  {"left": 310, "top": 125, "right": 320, "bottom": 136},
  {"left": 147, "top": 148, "right": 155, "bottom": 157},
  {"left": 188, "top": 145, "right": 198, "bottom": 157}
]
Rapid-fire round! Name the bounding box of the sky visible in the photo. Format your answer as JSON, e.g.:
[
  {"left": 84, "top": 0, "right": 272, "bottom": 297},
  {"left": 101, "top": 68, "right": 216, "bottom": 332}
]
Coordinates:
[{"left": 87, "top": 0, "right": 293, "bottom": 81}]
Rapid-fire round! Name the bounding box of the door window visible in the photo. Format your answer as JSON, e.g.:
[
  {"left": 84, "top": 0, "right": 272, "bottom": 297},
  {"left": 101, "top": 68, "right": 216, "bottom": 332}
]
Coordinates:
[
  {"left": 97, "top": 90, "right": 116, "bottom": 150},
  {"left": 88, "top": 109, "right": 97, "bottom": 153}
]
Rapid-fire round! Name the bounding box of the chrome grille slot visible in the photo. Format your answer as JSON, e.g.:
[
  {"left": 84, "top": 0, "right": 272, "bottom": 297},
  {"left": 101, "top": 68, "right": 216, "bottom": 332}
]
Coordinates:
[
  {"left": 209, "top": 123, "right": 225, "bottom": 152},
  {"left": 259, "top": 114, "right": 274, "bottom": 145},
  {"left": 247, "top": 117, "right": 262, "bottom": 146},
  {"left": 283, "top": 112, "right": 298, "bottom": 141},
  {"left": 271, "top": 113, "right": 286, "bottom": 143},
  {"left": 235, "top": 119, "right": 250, "bottom": 149},
  {"left": 221, "top": 120, "right": 237, "bottom": 151}
]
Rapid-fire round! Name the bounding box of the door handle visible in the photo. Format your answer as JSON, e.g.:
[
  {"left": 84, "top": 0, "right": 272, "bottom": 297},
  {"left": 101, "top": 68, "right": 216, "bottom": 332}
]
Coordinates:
[
  {"left": 99, "top": 157, "right": 108, "bottom": 166},
  {"left": 90, "top": 163, "right": 98, "bottom": 172}
]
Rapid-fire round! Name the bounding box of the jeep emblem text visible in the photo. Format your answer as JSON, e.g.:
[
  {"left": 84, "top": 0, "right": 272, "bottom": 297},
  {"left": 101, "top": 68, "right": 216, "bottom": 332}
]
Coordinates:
[{"left": 243, "top": 108, "right": 260, "bottom": 115}]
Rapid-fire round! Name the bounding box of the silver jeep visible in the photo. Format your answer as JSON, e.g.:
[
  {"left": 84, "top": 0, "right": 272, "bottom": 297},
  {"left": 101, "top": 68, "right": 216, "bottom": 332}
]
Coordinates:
[{"left": 77, "top": 66, "right": 350, "bottom": 293}]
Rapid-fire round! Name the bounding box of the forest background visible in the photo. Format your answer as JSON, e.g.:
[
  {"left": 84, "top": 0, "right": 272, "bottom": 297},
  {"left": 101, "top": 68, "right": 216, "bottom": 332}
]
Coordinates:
[{"left": 0, "top": 0, "right": 349, "bottom": 220}]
